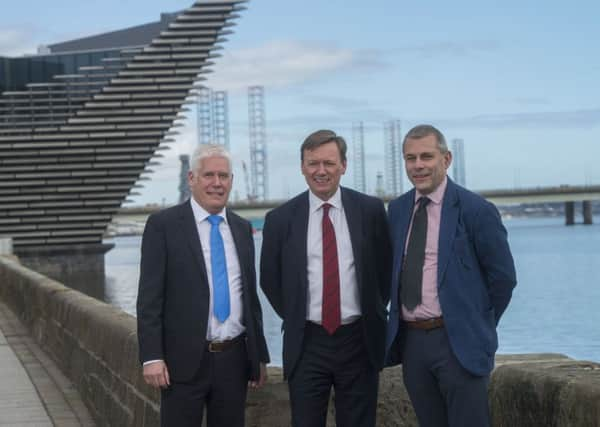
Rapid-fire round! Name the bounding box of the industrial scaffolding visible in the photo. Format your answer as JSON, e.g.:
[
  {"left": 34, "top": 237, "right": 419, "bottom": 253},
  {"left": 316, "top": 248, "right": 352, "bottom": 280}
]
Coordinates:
[
  {"left": 384, "top": 120, "right": 403, "bottom": 197},
  {"left": 178, "top": 155, "right": 191, "bottom": 204},
  {"left": 452, "top": 138, "right": 466, "bottom": 187},
  {"left": 248, "top": 85, "right": 268, "bottom": 201},
  {"left": 352, "top": 121, "right": 366, "bottom": 193},
  {"left": 196, "top": 87, "right": 230, "bottom": 149},
  {"left": 375, "top": 171, "right": 385, "bottom": 198}
]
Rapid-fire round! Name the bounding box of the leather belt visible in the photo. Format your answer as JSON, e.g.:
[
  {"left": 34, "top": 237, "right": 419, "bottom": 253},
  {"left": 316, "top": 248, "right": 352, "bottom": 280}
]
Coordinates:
[
  {"left": 405, "top": 317, "right": 444, "bottom": 331},
  {"left": 206, "top": 334, "right": 245, "bottom": 353}
]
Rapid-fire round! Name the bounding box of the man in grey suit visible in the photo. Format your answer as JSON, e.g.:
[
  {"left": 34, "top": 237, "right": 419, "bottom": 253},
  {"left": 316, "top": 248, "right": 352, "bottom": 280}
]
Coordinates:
[{"left": 137, "top": 144, "right": 269, "bottom": 427}]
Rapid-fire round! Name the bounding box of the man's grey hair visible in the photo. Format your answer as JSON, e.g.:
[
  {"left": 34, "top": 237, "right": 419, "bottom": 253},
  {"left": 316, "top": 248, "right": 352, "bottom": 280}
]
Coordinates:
[
  {"left": 190, "top": 143, "right": 232, "bottom": 174},
  {"left": 403, "top": 124, "right": 448, "bottom": 154}
]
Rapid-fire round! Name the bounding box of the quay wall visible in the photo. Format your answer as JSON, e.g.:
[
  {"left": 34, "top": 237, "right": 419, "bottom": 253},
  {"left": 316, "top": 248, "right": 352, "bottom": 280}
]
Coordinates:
[{"left": 1, "top": 256, "right": 599, "bottom": 426}]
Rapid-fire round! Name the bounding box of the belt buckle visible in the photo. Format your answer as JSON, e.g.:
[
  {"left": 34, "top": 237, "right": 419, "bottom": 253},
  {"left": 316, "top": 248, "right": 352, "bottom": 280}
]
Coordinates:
[
  {"left": 424, "top": 317, "right": 442, "bottom": 330},
  {"left": 208, "top": 341, "right": 222, "bottom": 352}
]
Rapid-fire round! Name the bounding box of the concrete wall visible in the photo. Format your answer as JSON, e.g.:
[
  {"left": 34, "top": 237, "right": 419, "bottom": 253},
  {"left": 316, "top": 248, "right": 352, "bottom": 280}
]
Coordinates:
[
  {"left": 490, "top": 354, "right": 600, "bottom": 427},
  {"left": 1, "top": 256, "right": 599, "bottom": 426},
  {"left": 0, "top": 256, "right": 159, "bottom": 426}
]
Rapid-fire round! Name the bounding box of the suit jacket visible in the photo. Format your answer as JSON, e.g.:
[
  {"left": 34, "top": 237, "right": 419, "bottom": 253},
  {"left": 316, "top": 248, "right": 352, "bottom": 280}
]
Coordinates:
[
  {"left": 260, "top": 187, "right": 391, "bottom": 379},
  {"left": 136, "top": 201, "right": 269, "bottom": 382},
  {"left": 385, "top": 178, "right": 517, "bottom": 376}
]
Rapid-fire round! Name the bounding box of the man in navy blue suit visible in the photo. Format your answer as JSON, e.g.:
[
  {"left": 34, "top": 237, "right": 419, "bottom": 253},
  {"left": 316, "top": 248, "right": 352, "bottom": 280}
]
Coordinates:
[
  {"left": 261, "top": 130, "right": 391, "bottom": 427},
  {"left": 385, "top": 124, "right": 517, "bottom": 427}
]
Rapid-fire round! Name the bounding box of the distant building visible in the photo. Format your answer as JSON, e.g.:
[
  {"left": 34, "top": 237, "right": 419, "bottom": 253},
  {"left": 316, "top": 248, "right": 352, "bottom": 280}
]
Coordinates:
[
  {"left": 0, "top": 13, "right": 177, "bottom": 94},
  {"left": 451, "top": 138, "right": 466, "bottom": 187}
]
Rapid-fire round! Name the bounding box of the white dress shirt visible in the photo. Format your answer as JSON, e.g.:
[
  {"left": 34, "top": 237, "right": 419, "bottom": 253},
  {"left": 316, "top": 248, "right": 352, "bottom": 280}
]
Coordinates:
[
  {"left": 190, "top": 198, "right": 245, "bottom": 341},
  {"left": 306, "top": 188, "right": 361, "bottom": 324}
]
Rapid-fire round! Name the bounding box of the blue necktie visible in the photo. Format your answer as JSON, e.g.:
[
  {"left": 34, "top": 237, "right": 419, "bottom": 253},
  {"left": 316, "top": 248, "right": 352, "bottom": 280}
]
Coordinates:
[{"left": 207, "top": 215, "right": 230, "bottom": 322}]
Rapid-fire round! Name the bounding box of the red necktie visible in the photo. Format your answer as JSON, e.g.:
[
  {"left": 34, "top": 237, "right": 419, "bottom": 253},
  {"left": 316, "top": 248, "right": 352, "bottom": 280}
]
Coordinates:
[{"left": 321, "top": 203, "right": 341, "bottom": 335}]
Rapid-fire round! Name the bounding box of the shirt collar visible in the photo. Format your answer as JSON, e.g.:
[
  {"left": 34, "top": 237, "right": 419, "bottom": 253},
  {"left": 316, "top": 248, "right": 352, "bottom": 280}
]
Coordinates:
[
  {"left": 308, "top": 186, "right": 343, "bottom": 213},
  {"left": 190, "top": 197, "right": 227, "bottom": 224},
  {"left": 415, "top": 176, "right": 447, "bottom": 206}
]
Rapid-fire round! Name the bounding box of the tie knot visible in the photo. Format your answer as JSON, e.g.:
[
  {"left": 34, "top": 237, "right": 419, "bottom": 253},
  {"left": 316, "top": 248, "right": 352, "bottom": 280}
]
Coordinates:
[
  {"left": 322, "top": 203, "right": 332, "bottom": 215},
  {"left": 418, "top": 197, "right": 430, "bottom": 210},
  {"left": 207, "top": 214, "right": 223, "bottom": 226}
]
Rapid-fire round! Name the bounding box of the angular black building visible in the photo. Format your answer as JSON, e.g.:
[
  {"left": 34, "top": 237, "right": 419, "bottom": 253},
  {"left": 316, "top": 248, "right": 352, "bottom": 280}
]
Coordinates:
[
  {"left": 0, "top": 1, "right": 245, "bottom": 251},
  {"left": 0, "top": 0, "right": 246, "bottom": 288}
]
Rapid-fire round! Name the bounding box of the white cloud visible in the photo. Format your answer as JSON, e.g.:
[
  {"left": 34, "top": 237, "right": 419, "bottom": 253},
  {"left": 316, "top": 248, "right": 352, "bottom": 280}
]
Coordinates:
[
  {"left": 392, "top": 40, "right": 501, "bottom": 59},
  {"left": 436, "top": 108, "right": 600, "bottom": 130},
  {"left": 513, "top": 97, "right": 552, "bottom": 106},
  {"left": 206, "top": 40, "right": 386, "bottom": 92}
]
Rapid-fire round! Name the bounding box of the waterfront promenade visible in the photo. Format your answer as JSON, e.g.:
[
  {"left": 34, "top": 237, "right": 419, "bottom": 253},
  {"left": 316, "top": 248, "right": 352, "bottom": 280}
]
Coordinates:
[
  {"left": 2, "top": 252, "right": 600, "bottom": 425},
  {"left": 0, "top": 301, "right": 94, "bottom": 426}
]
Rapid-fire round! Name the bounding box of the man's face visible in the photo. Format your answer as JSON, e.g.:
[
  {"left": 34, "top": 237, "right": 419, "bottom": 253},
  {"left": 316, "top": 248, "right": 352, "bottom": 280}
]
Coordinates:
[
  {"left": 301, "top": 141, "right": 347, "bottom": 201},
  {"left": 188, "top": 156, "right": 233, "bottom": 214},
  {"left": 403, "top": 134, "right": 452, "bottom": 195}
]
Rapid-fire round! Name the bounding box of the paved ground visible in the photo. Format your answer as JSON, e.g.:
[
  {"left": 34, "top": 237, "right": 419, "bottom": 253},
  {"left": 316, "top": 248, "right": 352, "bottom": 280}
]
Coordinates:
[{"left": 0, "top": 302, "right": 95, "bottom": 426}]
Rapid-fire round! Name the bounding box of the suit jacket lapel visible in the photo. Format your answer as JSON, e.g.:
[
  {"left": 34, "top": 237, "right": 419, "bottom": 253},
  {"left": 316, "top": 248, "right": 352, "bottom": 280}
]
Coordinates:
[
  {"left": 180, "top": 201, "right": 209, "bottom": 281},
  {"left": 226, "top": 210, "right": 250, "bottom": 290},
  {"left": 438, "top": 180, "right": 459, "bottom": 287},
  {"left": 341, "top": 188, "right": 363, "bottom": 289},
  {"left": 291, "top": 192, "right": 309, "bottom": 285},
  {"left": 394, "top": 189, "right": 415, "bottom": 281}
]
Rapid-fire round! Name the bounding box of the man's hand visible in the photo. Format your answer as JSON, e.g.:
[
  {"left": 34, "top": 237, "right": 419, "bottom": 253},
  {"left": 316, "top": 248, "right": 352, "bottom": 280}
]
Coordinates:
[
  {"left": 143, "top": 360, "right": 170, "bottom": 389},
  {"left": 249, "top": 363, "right": 267, "bottom": 389}
]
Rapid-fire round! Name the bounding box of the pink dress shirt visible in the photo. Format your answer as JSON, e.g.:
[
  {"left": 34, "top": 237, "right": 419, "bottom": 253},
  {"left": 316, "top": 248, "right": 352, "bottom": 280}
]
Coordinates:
[{"left": 402, "top": 177, "right": 448, "bottom": 321}]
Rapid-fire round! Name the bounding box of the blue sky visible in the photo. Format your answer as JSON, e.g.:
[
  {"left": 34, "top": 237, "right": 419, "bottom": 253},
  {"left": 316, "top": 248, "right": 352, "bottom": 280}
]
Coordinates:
[{"left": 2, "top": 0, "right": 600, "bottom": 204}]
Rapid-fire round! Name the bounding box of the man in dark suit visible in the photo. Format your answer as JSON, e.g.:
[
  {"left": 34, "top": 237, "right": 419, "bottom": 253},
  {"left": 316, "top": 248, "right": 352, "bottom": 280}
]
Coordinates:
[
  {"left": 136, "top": 144, "right": 269, "bottom": 427},
  {"left": 260, "top": 130, "right": 391, "bottom": 427},
  {"left": 385, "top": 124, "right": 517, "bottom": 427}
]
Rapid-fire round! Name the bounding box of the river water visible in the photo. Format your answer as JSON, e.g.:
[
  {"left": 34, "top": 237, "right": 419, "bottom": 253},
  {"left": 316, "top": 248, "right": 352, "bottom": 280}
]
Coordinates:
[{"left": 104, "top": 216, "right": 600, "bottom": 365}]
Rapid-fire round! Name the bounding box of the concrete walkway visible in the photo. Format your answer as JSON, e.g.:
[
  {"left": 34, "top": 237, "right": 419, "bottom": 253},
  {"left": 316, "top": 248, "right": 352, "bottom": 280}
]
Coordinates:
[{"left": 0, "top": 302, "right": 95, "bottom": 426}]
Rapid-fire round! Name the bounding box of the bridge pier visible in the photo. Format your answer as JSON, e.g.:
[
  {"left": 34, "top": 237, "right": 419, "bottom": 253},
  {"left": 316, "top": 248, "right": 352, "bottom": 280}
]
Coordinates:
[
  {"left": 565, "top": 200, "right": 594, "bottom": 225},
  {"left": 565, "top": 202, "right": 575, "bottom": 225},
  {"left": 583, "top": 200, "right": 593, "bottom": 225}
]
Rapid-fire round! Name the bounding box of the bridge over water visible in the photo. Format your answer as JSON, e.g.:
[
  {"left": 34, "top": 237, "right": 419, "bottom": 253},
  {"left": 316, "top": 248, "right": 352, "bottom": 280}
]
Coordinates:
[
  {"left": 116, "top": 184, "right": 600, "bottom": 227},
  {"left": 478, "top": 185, "right": 599, "bottom": 225}
]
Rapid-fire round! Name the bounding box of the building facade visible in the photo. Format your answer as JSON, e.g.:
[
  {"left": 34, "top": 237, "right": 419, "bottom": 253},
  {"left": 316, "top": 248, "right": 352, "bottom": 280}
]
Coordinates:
[{"left": 0, "top": 2, "right": 245, "bottom": 254}]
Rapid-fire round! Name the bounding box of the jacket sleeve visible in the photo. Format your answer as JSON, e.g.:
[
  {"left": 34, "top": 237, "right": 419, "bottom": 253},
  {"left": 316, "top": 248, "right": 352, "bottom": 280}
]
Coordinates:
[
  {"left": 473, "top": 200, "right": 517, "bottom": 324},
  {"left": 246, "top": 221, "right": 270, "bottom": 364},
  {"left": 374, "top": 199, "right": 392, "bottom": 307},
  {"left": 136, "top": 213, "right": 167, "bottom": 364},
  {"left": 259, "top": 210, "right": 284, "bottom": 319}
]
